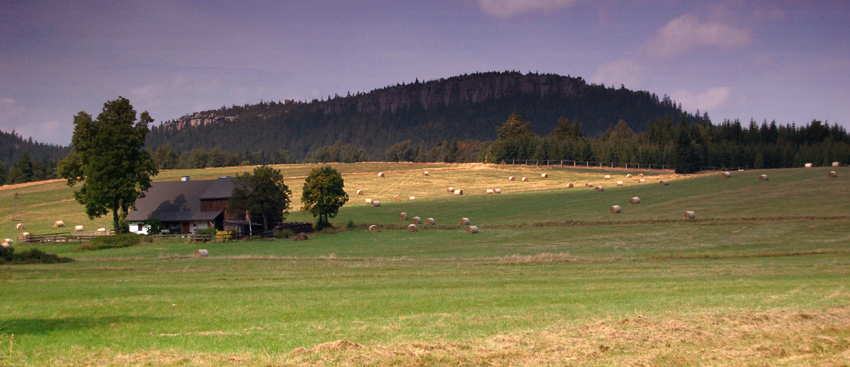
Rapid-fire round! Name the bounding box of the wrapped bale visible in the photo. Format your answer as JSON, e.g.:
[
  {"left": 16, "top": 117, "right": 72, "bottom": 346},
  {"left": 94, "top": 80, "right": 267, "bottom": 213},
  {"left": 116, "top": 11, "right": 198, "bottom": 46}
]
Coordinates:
[
  {"left": 626, "top": 174, "right": 633, "bottom": 178},
  {"left": 638, "top": 173, "right": 644, "bottom": 178},
  {"left": 411, "top": 216, "right": 421, "bottom": 224},
  {"left": 604, "top": 175, "right": 611, "bottom": 180},
  {"left": 365, "top": 198, "right": 372, "bottom": 204},
  {"left": 832, "top": 162, "right": 840, "bottom": 167},
  {"left": 509, "top": 176, "right": 516, "bottom": 181},
  {"left": 407, "top": 224, "right": 418, "bottom": 232},
  {"left": 610, "top": 205, "right": 621, "bottom": 214},
  {"left": 74, "top": 225, "right": 84, "bottom": 232},
  {"left": 486, "top": 189, "right": 494, "bottom": 194},
  {"left": 454, "top": 189, "right": 463, "bottom": 195},
  {"left": 828, "top": 171, "right": 838, "bottom": 178},
  {"left": 369, "top": 225, "right": 380, "bottom": 232},
  {"left": 425, "top": 218, "right": 435, "bottom": 225},
  {"left": 616, "top": 181, "right": 624, "bottom": 186},
  {"left": 595, "top": 186, "right": 604, "bottom": 192},
  {"left": 357, "top": 190, "right": 364, "bottom": 195},
  {"left": 629, "top": 197, "right": 641, "bottom": 205},
  {"left": 522, "top": 177, "right": 529, "bottom": 182},
  {"left": 393, "top": 195, "right": 401, "bottom": 201},
  {"left": 804, "top": 163, "right": 812, "bottom": 168},
  {"left": 398, "top": 212, "right": 408, "bottom": 221},
  {"left": 371, "top": 200, "right": 381, "bottom": 207},
  {"left": 53, "top": 220, "right": 65, "bottom": 228},
  {"left": 423, "top": 171, "right": 430, "bottom": 176},
  {"left": 684, "top": 211, "right": 696, "bottom": 220},
  {"left": 459, "top": 217, "right": 470, "bottom": 225},
  {"left": 447, "top": 187, "right": 454, "bottom": 193},
  {"left": 466, "top": 226, "right": 479, "bottom": 234},
  {"left": 659, "top": 180, "right": 669, "bottom": 186},
  {"left": 759, "top": 174, "right": 769, "bottom": 181},
  {"left": 566, "top": 183, "right": 574, "bottom": 188},
  {"left": 194, "top": 249, "right": 209, "bottom": 258},
  {"left": 722, "top": 171, "right": 731, "bottom": 178},
  {"left": 378, "top": 172, "right": 386, "bottom": 177},
  {"left": 1, "top": 239, "right": 10, "bottom": 247},
  {"left": 494, "top": 189, "right": 502, "bottom": 194},
  {"left": 541, "top": 173, "right": 548, "bottom": 178},
  {"left": 639, "top": 179, "right": 646, "bottom": 184},
  {"left": 409, "top": 196, "right": 416, "bottom": 200},
  {"left": 15, "top": 223, "right": 24, "bottom": 230},
  {"left": 585, "top": 183, "right": 594, "bottom": 188}
]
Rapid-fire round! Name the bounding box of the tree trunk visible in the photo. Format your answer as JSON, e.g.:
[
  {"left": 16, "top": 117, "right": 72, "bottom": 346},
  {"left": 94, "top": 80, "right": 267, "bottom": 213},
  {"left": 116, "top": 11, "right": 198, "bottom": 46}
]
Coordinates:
[{"left": 112, "top": 207, "right": 120, "bottom": 235}]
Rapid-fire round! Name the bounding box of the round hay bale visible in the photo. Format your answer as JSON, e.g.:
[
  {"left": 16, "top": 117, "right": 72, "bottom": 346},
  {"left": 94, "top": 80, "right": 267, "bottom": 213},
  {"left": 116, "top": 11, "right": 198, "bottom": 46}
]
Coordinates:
[
  {"left": 407, "top": 224, "right": 418, "bottom": 232},
  {"left": 521, "top": 177, "right": 528, "bottom": 182},
  {"left": 19, "top": 232, "right": 30, "bottom": 238},
  {"left": 15, "top": 223, "right": 24, "bottom": 230},
  {"left": 425, "top": 218, "right": 435, "bottom": 225},
  {"left": 371, "top": 200, "right": 381, "bottom": 207},
  {"left": 459, "top": 217, "right": 470, "bottom": 225},
  {"left": 1, "top": 239, "right": 10, "bottom": 248},
  {"left": 53, "top": 220, "right": 65, "bottom": 228},
  {"left": 804, "top": 163, "right": 812, "bottom": 168},
  {"left": 454, "top": 189, "right": 463, "bottom": 195},
  {"left": 378, "top": 172, "right": 385, "bottom": 177},
  {"left": 759, "top": 174, "right": 769, "bottom": 181},
  {"left": 97, "top": 228, "right": 106, "bottom": 232},
  {"left": 684, "top": 211, "right": 696, "bottom": 220},
  {"left": 595, "top": 185, "right": 604, "bottom": 192},
  {"left": 369, "top": 225, "right": 380, "bottom": 232},
  {"left": 393, "top": 195, "right": 401, "bottom": 201},
  {"left": 356, "top": 190, "right": 364, "bottom": 195},
  {"left": 638, "top": 173, "right": 644, "bottom": 178},
  {"left": 832, "top": 162, "right": 840, "bottom": 167},
  {"left": 194, "top": 249, "right": 209, "bottom": 258},
  {"left": 423, "top": 171, "right": 430, "bottom": 176},
  {"left": 626, "top": 174, "right": 633, "bottom": 178},
  {"left": 486, "top": 189, "right": 494, "bottom": 194},
  {"left": 639, "top": 178, "right": 646, "bottom": 184},
  {"left": 74, "top": 225, "right": 84, "bottom": 232},
  {"left": 509, "top": 176, "right": 515, "bottom": 181},
  {"left": 566, "top": 183, "right": 574, "bottom": 188},
  {"left": 466, "top": 225, "right": 479, "bottom": 234},
  {"left": 411, "top": 216, "right": 421, "bottom": 224},
  {"left": 722, "top": 171, "right": 731, "bottom": 178},
  {"left": 585, "top": 183, "right": 594, "bottom": 188},
  {"left": 610, "top": 205, "right": 621, "bottom": 214},
  {"left": 659, "top": 180, "right": 669, "bottom": 186},
  {"left": 494, "top": 188, "right": 501, "bottom": 194},
  {"left": 365, "top": 198, "right": 372, "bottom": 204},
  {"left": 828, "top": 171, "right": 838, "bottom": 178},
  {"left": 629, "top": 197, "right": 641, "bottom": 205},
  {"left": 294, "top": 233, "right": 309, "bottom": 241},
  {"left": 616, "top": 181, "right": 624, "bottom": 186},
  {"left": 447, "top": 186, "right": 454, "bottom": 193},
  {"left": 604, "top": 175, "right": 611, "bottom": 180},
  {"left": 541, "top": 173, "right": 548, "bottom": 178},
  {"left": 398, "top": 212, "right": 408, "bottom": 221},
  {"left": 409, "top": 196, "right": 415, "bottom": 200}
]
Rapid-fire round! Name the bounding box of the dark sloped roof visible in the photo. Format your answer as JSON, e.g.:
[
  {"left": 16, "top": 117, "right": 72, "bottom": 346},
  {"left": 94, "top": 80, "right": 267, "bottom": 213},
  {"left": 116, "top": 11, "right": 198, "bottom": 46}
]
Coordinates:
[
  {"left": 127, "top": 177, "right": 234, "bottom": 222},
  {"left": 201, "top": 176, "right": 237, "bottom": 199}
]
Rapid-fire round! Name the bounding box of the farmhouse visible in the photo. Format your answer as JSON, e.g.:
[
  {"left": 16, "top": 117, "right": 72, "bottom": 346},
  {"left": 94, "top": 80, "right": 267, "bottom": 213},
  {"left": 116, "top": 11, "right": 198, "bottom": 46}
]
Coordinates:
[{"left": 127, "top": 176, "right": 255, "bottom": 235}]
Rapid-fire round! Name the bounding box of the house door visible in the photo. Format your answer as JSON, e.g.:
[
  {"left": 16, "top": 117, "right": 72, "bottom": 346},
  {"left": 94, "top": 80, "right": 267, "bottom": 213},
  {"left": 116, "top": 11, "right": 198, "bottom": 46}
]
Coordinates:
[{"left": 181, "top": 222, "right": 190, "bottom": 234}]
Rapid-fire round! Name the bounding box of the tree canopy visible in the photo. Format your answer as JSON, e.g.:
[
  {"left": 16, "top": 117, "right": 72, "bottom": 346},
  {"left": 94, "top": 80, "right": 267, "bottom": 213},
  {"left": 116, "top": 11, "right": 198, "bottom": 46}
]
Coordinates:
[
  {"left": 56, "top": 97, "right": 158, "bottom": 233},
  {"left": 228, "top": 165, "right": 292, "bottom": 231},
  {"left": 301, "top": 166, "right": 349, "bottom": 229}
]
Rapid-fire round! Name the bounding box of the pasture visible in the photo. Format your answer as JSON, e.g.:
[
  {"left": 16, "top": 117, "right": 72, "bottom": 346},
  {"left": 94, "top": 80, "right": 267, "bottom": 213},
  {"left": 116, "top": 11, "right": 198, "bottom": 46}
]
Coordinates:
[{"left": 1, "top": 163, "right": 849, "bottom": 366}]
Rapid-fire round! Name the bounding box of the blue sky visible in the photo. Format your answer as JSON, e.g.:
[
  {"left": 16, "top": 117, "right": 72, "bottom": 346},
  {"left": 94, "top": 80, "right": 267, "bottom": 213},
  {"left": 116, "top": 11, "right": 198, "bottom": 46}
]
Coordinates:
[{"left": 2, "top": 0, "right": 848, "bottom": 145}]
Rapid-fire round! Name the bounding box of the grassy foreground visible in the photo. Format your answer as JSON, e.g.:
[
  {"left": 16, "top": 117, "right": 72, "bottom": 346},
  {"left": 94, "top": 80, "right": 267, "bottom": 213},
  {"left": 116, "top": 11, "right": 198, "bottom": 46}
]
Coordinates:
[{"left": 1, "top": 163, "right": 849, "bottom": 366}]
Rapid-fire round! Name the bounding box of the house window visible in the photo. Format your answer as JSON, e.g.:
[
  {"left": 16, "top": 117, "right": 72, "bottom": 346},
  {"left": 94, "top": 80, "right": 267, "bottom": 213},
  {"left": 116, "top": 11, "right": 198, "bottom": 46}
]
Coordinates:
[{"left": 138, "top": 224, "right": 144, "bottom": 232}]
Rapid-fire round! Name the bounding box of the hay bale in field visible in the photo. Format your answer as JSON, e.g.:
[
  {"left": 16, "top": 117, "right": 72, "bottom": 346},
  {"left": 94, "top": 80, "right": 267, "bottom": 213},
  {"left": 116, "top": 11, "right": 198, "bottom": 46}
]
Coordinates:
[
  {"left": 398, "top": 212, "right": 407, "bottom": 221},
  {"left": 97, "top": 228, "right": 106, "bottom": 232},
  {"left": 616, "top": 181, "right": 624, "bottom": 186},
  {"left": 832, "top": 162, "right": 840, "bottom": 167},
  {"left": 629, "top": 197, "right": 641, "bottom": 205},
  {"left": 521, "top": 177, "right": 528, "bottom": 182},
  {"left": 423, "top": 171, "right": 430, "bottom": 176},
  {"left": 19, "top": 232, "right": 29, "bottom": 238},
  {"left": 15, "top": 223, "right": 24, "bottom": 230},
  {"left": 759, "top": 174, "right": 769, "bottom": 181},
  {"left": 585, "top": 183, "right": 594, "bottom": 188},
  {"left": 425, "top": 218, "right": 435, "bottom": 225},
  {"left": 371, "top": 200, "right": 381, "bottom": 207},
  {"left": 393, "top": 195, "right": 401, "bottom": 201},
  {"left": 369, "top": 225, "right": 379, "bottom": 232},
  {"left": 194, "top": 249, "right": 209, "bottom": 258},
  {"left": 407, "top": 224, "right": 418, "bottom": 232},
  {"left": 459, "top": 217, "right": 470, "bottom": 225},
  {"left": 486, "top": 189, "right": 494, "bottom": 194},
  {"left": 294, "top": 233, "right": 309, "bottom": 241},
  {"left": 509, "top": 176, "right": 515, "bottom": 181},
  {"left": 411, "top": 216, "right": 421, "bottom": 224},
  {"left": 684, "top": 211, "right": 696, "bottom": 220},
  {"left": 639, "top": 179, "right": 646, "bottom": 184},
  {"left": 53, "top": 220, "right": 64, "bottom": 228},
  {"left": 466, "top": 226, "right": 479, "bottom": 234},
  {"left": 604, "top": 175, "right": 611, "bottom": 180},
  {"left": 626, "top": 174, "right": 633, "bottom": 178},
  {"left": 1, "top": 240, "right": 10, "bottom": 248},
  {"left": 541, "top": 173, "right": 548, "bottom": 178},
  {"left": 828, "top": 171, "right": 838, "bottom": 178},
  {"left": 595, "top": 185, "right": 604, "bottom": 192},
  {"left": 74, "top": 225, "right": 84, "bottom": 232},
  {"left": 610, "top": 205, "right": 621, "bottom": 214},
  {"left": 356, "top": 190, "right": 364, "bottom": 195},
  {"left": 659, "top": 180, "right": 669, "bottom": 186},
  {"left": 378, "top": 172, "right": 385, "bottom": 177},
  {"left": 409, "top": 196, "right": 415, "bottom": 200},
  {"left": 638, "top": 173, "right": 644, "bottom": 178},
  {"left": 494, "top": 188, "right": 501, "bottom": 194},
  {"left": 722, "top": 171, "right": 731, "bottom": 178},
  {"left": 454, "top": 189, "right": 463, "bottom": 195},
  {"left": 365, "top": 198, "right": 372, "bottom": 204},
  {"left": 804, "top": 163, "right": 812, "bottom": 168},
  {"left": 447, "top": 187, "right": 454, "bottom": 193},
  {"left": 566, "top": 183, "right": 574, "bottom": 188}
]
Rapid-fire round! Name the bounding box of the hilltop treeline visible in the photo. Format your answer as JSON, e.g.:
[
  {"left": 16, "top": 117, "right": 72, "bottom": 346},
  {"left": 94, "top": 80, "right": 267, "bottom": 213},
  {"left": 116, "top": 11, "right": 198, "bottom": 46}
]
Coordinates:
[{"left": 0, "top": 130, "right": 68, "bottom": 185}]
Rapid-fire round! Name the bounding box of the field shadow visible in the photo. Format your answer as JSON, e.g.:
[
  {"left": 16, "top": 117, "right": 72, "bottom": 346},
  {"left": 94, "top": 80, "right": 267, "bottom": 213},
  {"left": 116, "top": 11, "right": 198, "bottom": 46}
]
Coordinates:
[{"left": 0, "top": 315, "right": 163, "bottom": 335}]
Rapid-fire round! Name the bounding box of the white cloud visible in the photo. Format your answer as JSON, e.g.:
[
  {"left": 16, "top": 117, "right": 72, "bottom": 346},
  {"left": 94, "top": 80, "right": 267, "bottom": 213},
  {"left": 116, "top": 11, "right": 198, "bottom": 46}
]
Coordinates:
[
  {"left": 672, "top": 87, "right": 732, "bottom": 112},
  {"left": 478, "top": 0, "right": 579, "bottom": 18},
  {"left": 644, "top": 14, "right": 751, "bottom": 58},
  {"left": 591, "top": 59, "right": 644, "bottom": 88}
]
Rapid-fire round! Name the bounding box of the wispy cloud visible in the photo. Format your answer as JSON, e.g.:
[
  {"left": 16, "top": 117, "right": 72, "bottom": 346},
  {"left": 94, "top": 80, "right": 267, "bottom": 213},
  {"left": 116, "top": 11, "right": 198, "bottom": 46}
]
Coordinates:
[
  {"left": 672, "top": 86, "right": 732, "bottom": 113},
  {"left": 478, "top": 0, "right": 580, "bottom": 18},
  {"left": 643, "top": 14, "right": 751, "bottom": 58}
]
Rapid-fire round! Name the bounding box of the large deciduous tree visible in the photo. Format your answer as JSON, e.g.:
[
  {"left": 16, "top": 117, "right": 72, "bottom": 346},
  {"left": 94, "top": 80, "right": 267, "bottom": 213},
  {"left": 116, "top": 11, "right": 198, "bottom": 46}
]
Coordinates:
[
  {"left": 301, "top": 166, "right": 348, "bottom": 230},
  {"left": 57, "top": 97, "right": 158, "bottom": 233},
  {"left": 228, "top": 165, "right": 292, "bottom": 231}
]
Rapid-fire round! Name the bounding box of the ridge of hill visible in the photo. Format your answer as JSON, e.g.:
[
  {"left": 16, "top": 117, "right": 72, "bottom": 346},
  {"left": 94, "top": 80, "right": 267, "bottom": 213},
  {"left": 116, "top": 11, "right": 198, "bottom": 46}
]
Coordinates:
[{"left": 147, "top": 71, "right": 699, "bottom": 160}]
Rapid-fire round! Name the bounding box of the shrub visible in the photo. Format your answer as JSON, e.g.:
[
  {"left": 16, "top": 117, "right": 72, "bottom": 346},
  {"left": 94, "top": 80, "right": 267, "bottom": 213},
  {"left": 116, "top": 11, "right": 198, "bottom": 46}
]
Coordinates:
[
  {"left": 274, "top": 228, "right": 294, "bottom": 238},
  {"left": 215, "top": 230, "right": 237, "bottom": 242},
  {"left": 0, "top": 247, "right": 73, "bottom": 264},
  {"left": 78, "top": 233, "right": 152, "bottom": 252}
]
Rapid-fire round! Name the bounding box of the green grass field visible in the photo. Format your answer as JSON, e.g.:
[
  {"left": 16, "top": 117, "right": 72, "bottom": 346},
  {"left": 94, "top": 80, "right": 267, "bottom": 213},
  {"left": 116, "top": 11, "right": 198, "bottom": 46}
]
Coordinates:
[{"left": 1, "top": 163, "right": 849, "bottom": 366}]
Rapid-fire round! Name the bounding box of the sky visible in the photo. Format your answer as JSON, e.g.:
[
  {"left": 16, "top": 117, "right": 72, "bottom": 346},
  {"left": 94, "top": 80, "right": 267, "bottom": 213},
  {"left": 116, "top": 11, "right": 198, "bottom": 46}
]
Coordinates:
[{"left": 2, "top": 0, "right": 848, "bottom": 146}]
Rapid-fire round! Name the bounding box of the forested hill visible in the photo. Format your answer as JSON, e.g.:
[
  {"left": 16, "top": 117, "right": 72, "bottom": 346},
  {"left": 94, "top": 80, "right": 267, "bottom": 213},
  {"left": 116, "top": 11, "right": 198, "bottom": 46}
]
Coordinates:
[
  {"left": 147, "top": 71, "right": 701, "bottom": 160},
  {"left": 0, "top": 129, "right": 70, "bottom": 167}
]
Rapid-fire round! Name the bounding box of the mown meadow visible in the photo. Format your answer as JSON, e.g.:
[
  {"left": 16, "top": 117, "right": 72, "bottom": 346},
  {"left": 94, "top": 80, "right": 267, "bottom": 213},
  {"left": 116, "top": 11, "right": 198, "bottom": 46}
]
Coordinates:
[{"left": 1, "top": 163, "right": 849, "bottom": 366}]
